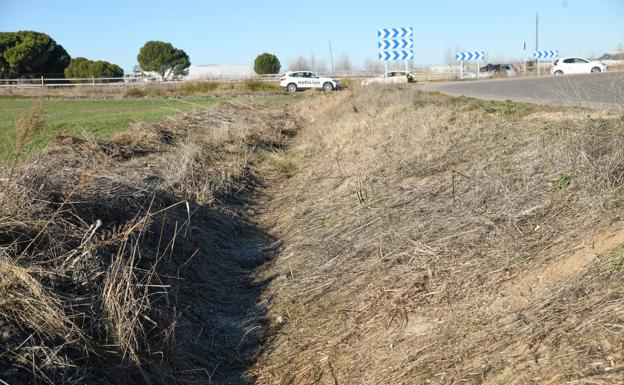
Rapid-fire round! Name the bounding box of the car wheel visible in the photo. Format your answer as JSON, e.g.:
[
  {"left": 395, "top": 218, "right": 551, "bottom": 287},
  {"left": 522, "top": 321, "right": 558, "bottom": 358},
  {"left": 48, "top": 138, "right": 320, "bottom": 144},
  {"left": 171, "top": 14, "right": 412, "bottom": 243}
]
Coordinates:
[
  {"left": 322, "top": 82, "right": 333, "bottom": 92},
  {"left": 554, "top": 70, "right": 563, "bottom": 75},
  {"left": 591, "top": 66, "right": 601, "bottom": 73},
  {"left": 287, "top": 83, "right": 297, "bottom": 93}
]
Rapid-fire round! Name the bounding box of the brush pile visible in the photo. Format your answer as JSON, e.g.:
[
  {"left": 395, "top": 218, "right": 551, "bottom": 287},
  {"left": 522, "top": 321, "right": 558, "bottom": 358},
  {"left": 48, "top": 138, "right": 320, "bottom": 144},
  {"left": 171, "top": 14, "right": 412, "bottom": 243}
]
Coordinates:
[
  {"left": 253, "top": 88, "right": 624, "bottom": 384},
  {"left": 0, "top": 101, "right": 297, "bottom": 384}
]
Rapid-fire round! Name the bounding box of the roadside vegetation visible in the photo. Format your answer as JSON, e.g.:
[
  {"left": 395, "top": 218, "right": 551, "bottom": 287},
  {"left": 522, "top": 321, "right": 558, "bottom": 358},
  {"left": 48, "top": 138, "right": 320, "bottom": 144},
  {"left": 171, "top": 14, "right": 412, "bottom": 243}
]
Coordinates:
[
  {"left": 1, "top": 84, "right": 623, "bottom": 385},
  {"left": 252, "top": 86, "right": 624, "bottom": 384},
  {"left": 0, "top": 79, "right": 284, "bottom": 99},
  {"left": 0, "top": 97, "right": 299, "bottom": 384}
]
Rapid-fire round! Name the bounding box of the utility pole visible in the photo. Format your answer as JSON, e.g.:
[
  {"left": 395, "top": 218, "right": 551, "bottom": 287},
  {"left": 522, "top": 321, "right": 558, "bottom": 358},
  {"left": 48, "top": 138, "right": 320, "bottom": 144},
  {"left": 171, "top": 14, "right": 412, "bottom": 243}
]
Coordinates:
[
  {"left": 328, "top": 41, "right": 334, "bottom": 74},
  {"left": 535, "top": 12, "right": 540, "bottom": 76},
  {"left": 535, "top": 12, "right": 539, "bottom": 52}
]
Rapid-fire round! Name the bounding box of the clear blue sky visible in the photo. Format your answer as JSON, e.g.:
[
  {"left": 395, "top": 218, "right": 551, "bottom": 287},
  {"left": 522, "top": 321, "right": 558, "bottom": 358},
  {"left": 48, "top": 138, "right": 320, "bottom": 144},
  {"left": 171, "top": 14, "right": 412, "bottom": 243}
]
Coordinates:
[{"left": 1, "top": 0, "right": 622, "bottom": 72}]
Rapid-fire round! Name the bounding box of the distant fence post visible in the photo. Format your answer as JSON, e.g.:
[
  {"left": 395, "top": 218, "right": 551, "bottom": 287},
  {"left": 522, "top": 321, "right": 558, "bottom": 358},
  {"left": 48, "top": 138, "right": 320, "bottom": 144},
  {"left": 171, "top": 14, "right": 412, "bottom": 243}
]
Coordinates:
[
  {"left": 41, "top": 76, "right": 44, "bottom": 87},
  {"left": 92, "top": 76, "right": 95, "bottom": 87}
]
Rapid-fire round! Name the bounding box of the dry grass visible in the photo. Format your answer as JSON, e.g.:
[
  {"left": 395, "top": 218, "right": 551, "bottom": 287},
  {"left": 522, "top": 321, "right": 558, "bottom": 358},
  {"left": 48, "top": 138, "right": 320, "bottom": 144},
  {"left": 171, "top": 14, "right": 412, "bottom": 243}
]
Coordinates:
[
  {"left": 0, "top": 80, "right": 283, "bottom": 99},
  {"left": 3, "top": 84, "right": 623, "bottom": 385},
  {"left": 0, "top": 100, "right": 299, "bottom": 384},
  {"left": 252, "top": 87, "right": 624, "bottom": 384}
]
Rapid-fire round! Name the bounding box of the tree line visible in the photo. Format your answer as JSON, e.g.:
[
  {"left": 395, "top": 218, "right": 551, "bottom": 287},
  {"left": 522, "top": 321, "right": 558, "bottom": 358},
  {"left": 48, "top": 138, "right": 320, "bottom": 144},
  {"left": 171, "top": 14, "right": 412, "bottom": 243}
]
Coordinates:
[
  {"left": 1, "top": 30, "right": 394, "bottom": 79},
  {"left": 0, "top": 31, "right": 196, "bottom": 79},
  {"left": 0, "top": 30, "right": 287, "bottom": 80}
]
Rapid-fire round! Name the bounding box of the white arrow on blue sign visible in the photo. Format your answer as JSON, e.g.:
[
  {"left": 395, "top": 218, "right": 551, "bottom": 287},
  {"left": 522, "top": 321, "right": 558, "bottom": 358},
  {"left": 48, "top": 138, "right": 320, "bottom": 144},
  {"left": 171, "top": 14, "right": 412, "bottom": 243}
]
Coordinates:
[
  {"left": 378, "top": 27, "right": 413, "bottom": 39},
  {"left": 455, "top": 51, "right": 485, "bottom": 61},
  {"left": 378, "top": 50, "right": 414, "bottom": 61},
  {"left": 532, "top": 50, "right": 559, "bottom": 59},
  {"left": 378, "top": 27, "right": 414, "bottom": 61},
  {"left": 378, "top": 39, "right": 413, "bottom": 50}
]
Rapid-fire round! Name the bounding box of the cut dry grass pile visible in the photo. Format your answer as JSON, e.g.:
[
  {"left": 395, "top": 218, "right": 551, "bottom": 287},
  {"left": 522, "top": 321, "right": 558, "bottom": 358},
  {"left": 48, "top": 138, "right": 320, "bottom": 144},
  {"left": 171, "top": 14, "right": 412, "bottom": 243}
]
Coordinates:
[
  {"left": 252, "top": 87, "right": 624, "bottom": 384},
  {"left": 0, "top": 100, "right": 298, "bottom": 384}
]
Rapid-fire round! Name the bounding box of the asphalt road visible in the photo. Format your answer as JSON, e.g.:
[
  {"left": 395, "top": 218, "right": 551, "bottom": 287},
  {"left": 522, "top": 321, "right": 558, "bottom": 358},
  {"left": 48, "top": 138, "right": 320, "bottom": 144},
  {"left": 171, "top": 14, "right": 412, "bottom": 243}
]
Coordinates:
[{"left": 417, "top": 72, "right": 624, "bottom": 109}]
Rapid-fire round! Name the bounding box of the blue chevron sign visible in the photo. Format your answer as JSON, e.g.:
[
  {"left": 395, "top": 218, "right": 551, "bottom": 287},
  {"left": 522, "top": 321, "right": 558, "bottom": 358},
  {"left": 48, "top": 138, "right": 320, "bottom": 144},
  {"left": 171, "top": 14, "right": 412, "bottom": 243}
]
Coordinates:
[
  {"left": 455, "top": 51, "right": 485, "bottom": 61},
  {"left": 378, "top": 27, "right": 414, "bottom": 61},
  {"left": 532, "top": 50, "right": 559, "bottom": 60},
  {"left": 378, "top": 27, "right": 413, "bottom": 39},
  {"left": 378, "top": 39, "right": 413, "bottom": 50},
  {"left": 378, "top": 50, "right": 414, "bottom": 61}
]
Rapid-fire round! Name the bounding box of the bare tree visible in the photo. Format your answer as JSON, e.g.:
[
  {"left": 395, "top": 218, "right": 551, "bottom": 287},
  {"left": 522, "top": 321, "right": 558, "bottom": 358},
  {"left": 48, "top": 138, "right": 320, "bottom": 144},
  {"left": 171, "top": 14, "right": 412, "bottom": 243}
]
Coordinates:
[
  {"left": 444, "top": 48, "right": 453, "bottom": 67},
  {"left": 289, "top": 52, "right": 327, "bottom": 73},
  {"left": 334, "top": 52, "right": 353, "bottom": 72},
  {"left": 309, "top": 51, "right": 328, "bottom": 73},
  {"left": 288, "top": 56, "right": 309, "bottom": 71},
  {"left": 308, "top": 51, "right": 317, "bottom": 71},
  {"left": 363, "top": 57, "right": 383, "bottom": 73},
  {"left": 314, "top": 59, "right": 328, "bottom": 74},
  {"left": 446, "top": 46, "right": 463, "bottom": 69}
]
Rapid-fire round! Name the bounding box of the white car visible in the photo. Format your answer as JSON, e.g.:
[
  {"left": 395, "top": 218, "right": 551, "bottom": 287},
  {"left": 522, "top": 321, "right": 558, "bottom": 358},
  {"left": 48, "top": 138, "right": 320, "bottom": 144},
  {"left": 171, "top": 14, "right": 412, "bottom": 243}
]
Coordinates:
[
  {"left": 551, "top": 57, "right": 607, "bottom": 75},
  {"left": 279, "top": 71, "right": 338, "bottom": 92},
  {"left": 457, "top": 71, "right": 477, "bottom": 79},
  {"left": 361, "top": 71, "right": 415, "bottom": 86}
]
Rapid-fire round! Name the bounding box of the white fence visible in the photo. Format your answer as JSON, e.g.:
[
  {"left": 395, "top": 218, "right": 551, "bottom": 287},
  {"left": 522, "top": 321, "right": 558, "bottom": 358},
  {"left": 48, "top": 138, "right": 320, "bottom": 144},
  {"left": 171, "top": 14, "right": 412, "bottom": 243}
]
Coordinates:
[
  {"left": 0, "top": 76, "right": 212, "bottom": 88},
  {"left": 2, "top": 60, "right": 622, "bottom": 89},
  {"left": 0, "top": 71, "right": 457, "bottom": 89}
]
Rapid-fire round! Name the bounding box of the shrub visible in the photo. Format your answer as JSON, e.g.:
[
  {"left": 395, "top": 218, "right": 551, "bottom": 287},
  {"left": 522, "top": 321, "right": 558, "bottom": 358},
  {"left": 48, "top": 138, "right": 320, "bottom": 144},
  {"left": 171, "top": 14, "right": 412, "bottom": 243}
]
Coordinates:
[
  {"left": 64, "top": 57, "right": 124, "bottom": 81},
  {"left": 179, "top": 81, "right": 219, "bottom": 94},
  {"left": 254, "top": 53, "right": 281, "bottom": 75},
  {"left": 123, "top": 87, "right": 146, "bottom": 98},
  {"left": 243, "top": 79, "right": 278, "bottom": 91}
]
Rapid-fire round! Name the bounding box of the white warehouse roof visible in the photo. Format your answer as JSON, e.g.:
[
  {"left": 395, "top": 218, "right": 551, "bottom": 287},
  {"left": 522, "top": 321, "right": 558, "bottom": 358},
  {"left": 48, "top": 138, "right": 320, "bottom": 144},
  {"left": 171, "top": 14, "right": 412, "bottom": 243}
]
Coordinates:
[{"left": 186, "top": 64, "right": 256, "bottom": 79}]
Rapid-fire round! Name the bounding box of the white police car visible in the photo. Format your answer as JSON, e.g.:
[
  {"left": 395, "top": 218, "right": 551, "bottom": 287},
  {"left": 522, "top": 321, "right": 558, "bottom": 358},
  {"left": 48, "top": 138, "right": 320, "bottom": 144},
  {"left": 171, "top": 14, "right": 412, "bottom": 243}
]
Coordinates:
[{"left": 279, "top": 71, "right": 339, "bottom": 92}]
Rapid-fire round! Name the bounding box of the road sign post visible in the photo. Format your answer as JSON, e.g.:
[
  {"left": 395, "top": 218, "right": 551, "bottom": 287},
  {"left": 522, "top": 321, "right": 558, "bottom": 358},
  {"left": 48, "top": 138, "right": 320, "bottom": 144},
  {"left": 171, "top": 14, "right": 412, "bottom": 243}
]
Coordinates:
[
  {"left": 523, "top": 41, "right": 527, "bottom": 76},
  {"left": 532, "top": 50, "right": 558, "bottom": 76},
  {"left": 455, "top": 51, "right": 485, "bottom": 80},
  {"left": 378, "top": 27, "right": 414, "bottom": 74}
]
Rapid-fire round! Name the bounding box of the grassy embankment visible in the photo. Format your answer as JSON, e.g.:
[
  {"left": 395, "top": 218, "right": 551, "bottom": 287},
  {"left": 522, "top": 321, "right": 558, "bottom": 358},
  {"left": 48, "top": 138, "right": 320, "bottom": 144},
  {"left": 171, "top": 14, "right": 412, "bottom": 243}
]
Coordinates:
[
  {"left": 2, "top": 84, "right": 624, "bottom": 385},
  {"left": 252, "top": 86, "right": 624, "bottom": 385}
]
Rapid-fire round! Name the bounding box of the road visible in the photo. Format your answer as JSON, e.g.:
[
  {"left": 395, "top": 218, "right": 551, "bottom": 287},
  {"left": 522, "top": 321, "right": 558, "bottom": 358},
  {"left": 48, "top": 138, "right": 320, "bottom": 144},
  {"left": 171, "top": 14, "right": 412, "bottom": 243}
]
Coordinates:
[{"left": 417, "top": 72, "right": 624, "bottom": 109}]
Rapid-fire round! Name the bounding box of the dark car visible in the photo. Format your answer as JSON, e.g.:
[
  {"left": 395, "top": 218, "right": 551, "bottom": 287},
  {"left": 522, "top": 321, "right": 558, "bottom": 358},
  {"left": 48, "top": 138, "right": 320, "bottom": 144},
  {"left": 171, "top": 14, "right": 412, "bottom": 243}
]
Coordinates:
[{"left": 479, "top": 64, "right": 517, "bottom": 77}]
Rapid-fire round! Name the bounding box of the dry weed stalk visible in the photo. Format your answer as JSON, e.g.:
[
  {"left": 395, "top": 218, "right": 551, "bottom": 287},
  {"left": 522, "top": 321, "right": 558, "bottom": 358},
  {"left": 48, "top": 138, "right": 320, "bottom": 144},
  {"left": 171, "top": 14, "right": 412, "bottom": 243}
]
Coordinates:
[
  {"left": 0, "top": 101, "right": 44, "bottom": 212},
  {"left": 0, "top": 100, "right": 298, "bottom": 384}
]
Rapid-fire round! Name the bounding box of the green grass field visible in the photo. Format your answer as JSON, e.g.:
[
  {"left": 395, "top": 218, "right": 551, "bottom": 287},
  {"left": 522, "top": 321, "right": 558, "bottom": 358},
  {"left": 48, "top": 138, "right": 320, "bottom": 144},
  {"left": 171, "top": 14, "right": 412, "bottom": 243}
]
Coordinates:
[{"left": 0, "top": 95, "right": 302, "bottom": 162}]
